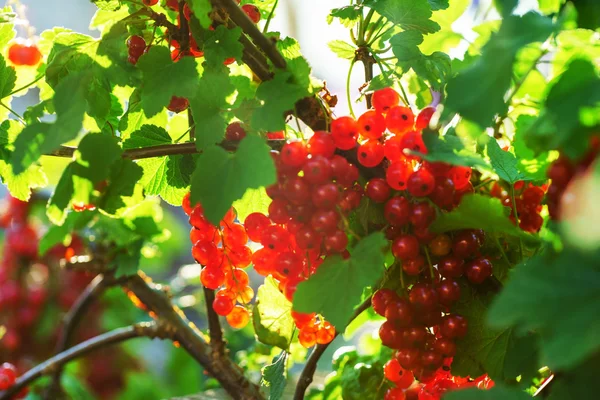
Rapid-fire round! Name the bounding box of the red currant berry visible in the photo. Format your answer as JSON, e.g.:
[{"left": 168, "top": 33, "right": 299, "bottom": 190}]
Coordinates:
[
  {"left": 200, "top": 266, "right": 225, "bottom": 289},
  {"left": 402, "top": 255, "right": 425, "bottom": 276},
  {"left": 212, "top": 295, "right": 235, "bottom": 316},
  {"left": 358, "top": 110, "right": 386, "bottom": 139},
  {"left": 440, "top": 314, "right": 468, "bottom": 339},
  {"left": 448, "top": 166, "right": 472, "bottom": 191},
  {"left": 384, "top": 298, "right": 414, "bottom": 327},
  {"left": 372, "top": 87, "right": 400, "bottom": 114},
  {"left": 357, "top": 140, "right": 385, "bottom": 167},
  {"left": 438, "top": 256, "right": 465, "bottom": 278},
  {"left": 167, "top": 96, "right": 189, "bottom": 113},
  {"left": 386, "top": 161, "right": 412, "bottom": 191},
  {"left": 331, "top": 116, "right": 359, "bottom": 150},
  {"left": 143, "top": 0, "right": 159, "bottom": 5},
  {"left": 8, "top": 42, "right": 42, "bottom": 66},
  {"left": 244, "top": 212, "right": 271, "bottom": 242},
  {"left": 324, "top": 229, "right": 349, "bottom": 253},
  {"left": 409, "top": 202, "right": 436, "bottom": 228},
  {"left": 384, "top": 388, "right": 406, "bottom": 400},
  {"left": 372, "top": 289, "right": 399, "bottom": 316},
  {"left": 386, "top": 106, "right": 415, "bottom": 135},
  {"left": 281, "top": 141, "right": 308, "bottom": 168},
  {"left": 366, "top": 178, "right": 391, "bottom": 203},
  {"left": 452, "top": 231, "right": 480, "bottom": 258},
  {"left": 303, "top": 156, "right": 333, "bottom": 185},
  {"left": 242, "top": 4, "right": 261, "bottom": 23},
  {"left": 409, "top": 283, "right": 438, "bottom": 311},
  {"left": 312, "top": 183, "right": 341, "bottom": 209},
  {"left": 415, "top": 107, "right": 435, "bottom": 130},
  {"left": 384, "top": 196, "right": 412, "bottom": 226},
  {"left": 436, "top": 279, "right": 461, "bottom": 306},
  {"left": 392, "top": 234, "right": 420, "bottom": 260},
  {"left": 399, "top": 131, "right": 427, "bottom": 158},
  {"left": 407, "top": 168, "right": 435, "bottom": 197},
  {"left": 308, "top": 131, "right": 336, "bottom": 158},
  {"left": 465, "top": 257, "right": 493, "bottom": 284},
  {"left": 225, "top": 122, "right": 246, "bottom": 141}
]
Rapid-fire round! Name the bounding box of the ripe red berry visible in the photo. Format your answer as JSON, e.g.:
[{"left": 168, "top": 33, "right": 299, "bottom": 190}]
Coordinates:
[
  {"left": 357, "top": 140, "right": 385, "bottom": 167},
  {"left": 392, "top": 234, "right": 420, "bottom": 260},
  {"left": 143, "top": 0, "right": 159, "bottom": 5},
  {"left": 438, "top": 255, "right": 465, "bottom": 278},
  {"left": 280, "top": 141, "right": 308, "bottom": 168},
  {"left": 372, "top": 288, "right": 399, "bottom": 316},
  {"left": 242, "top": 4, "right": 261, "bottom": 23},
  {"left": 407, "top": 168, "right": 435, "bottom": 197},
  {"left": 225, "top": 122, "right": 247, "bottom": 141},
  {"left": 433, "top": 337, "right": 456, "bottom": 357},
  {"left": 384, "top": 298, "right": 414, "bottom": 327},
  {"left": 386, "top": 106, "right": 415, "bottom": 135},
  {"left": 465, "top": 257, "right": 493, "bottom": 284},
  {"left": 366, "top": 178, "right": 391, "bottom": 203},
  {"left": 312, "top": 183, "right": 341, "bottom": 209},
  {"left": 295, "top": 226, "right": 322, "bottom": 250},
  {"left": 384, "top": 388, "right": 406, "bottom": 400},
  {"left": 384, "top": 359, "right": 414, "bottom": 389},
  {"left": 357, "top": 110, "right": 386, "bottom": 139},
  {"left": 244, "top": 212, "right": 271, "bottom": 242},
  {"left": 386, "top": 161, "right": 412, "bottom": 191},
  {"left": 452, "top": 231, "right": 480, "bottom": 258},
  {"left": 448, "top": 166, "right": 472, "bottom": 191},
  {"left": 415, "top": 106, "right": 435, "bottom": 130},
  {"left": 409, "top": 283, "right": 439, "bottom": 311},
  {"left": 310, "top": 209, "right": 339, "bottom": 234},
  {"left": 324, "top": 229, "right": 349, "bottom": 253},
  {"left": 284, "top": 177, "right": 311, "bottom": 205},
  {"left": 183, "top": 3, "right": 193, "bottom": 20},
  {"left": 331, "top": 116, "right": 359, "bottom": 150},
  {"left": 167, "top": 96, "right": 189, "bottom": 113},
  {"left": 409, "top": 202, "right": 436, "bottom": 228},
  {"left": 200, "top": 266, "right": 225, "bottom": 289},
  {"left": 308, "top": 131, "right": 336, "bottom": 158},
  {"left": 430, "top": 177, "right": 455, "bottom": 209},
  {"left": 399, "top": 131, "right": 427, "bottom": 158},
  {"left": 8, "top": 42, "right": 42, "bottom": 66},
  {"left": 127, "top": 35, "right": 146, "bottom": 57},
  {"left": 384, "top": 196, "right": 412, "bottom": 226},
  {"left": 226, "top": 305, "right": 250, "bottom": 329},
  {"left": 0, "top": 363, "right": 17, "bottom": 390},
  {"left": 372, "top": 87, "right": 400, "bottom": 114},
  {"left": 212, "top": 295, "right": 235, "bottom": 316},
  {"left": 402, "top": 255, "right": 425, "bottom": 276},
  {"left": 260, "top": 225, "right": 290, "bottom": 252},
  {"left": 436, "top": 279, "right": 461, "bottom": 306},
  {"left": 303, "top": 156, "right": 333, "bottom": 185},
  {"left": 440, "top": 314, "right": 468, "bottom": 339},
  {"left": 396, "top": 348, "right": 421, "bottom": 370}
]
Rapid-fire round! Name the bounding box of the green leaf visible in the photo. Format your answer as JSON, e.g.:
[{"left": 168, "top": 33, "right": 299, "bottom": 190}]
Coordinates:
[
  {"left": 137, "top": 46, "right": 199, "bottom": 117},
  {"left": 428, "top": 0, "right": 449, "bottom": 10},
  {"left": 188, "top": 0, "right": 213, "bottom": 29},
  {"left": 430, "top": 194, "right": 534, "bottom": 241},
  {"left": 450, "top": 283, "right": 541, "bottom": 381},
  {"left": 445, "top": 12, "right": 556, "bottom": 127},
  {"left": 390, "top": 30, "right": 451, "bottom": 91},
  {"left": 293, "top": 233, "right": 387, "bottom": 330},
  {"left": 11, "top": 72, "right": 88, "bottom": 174},
  {"left": 232, "top": 187, "right": 271, "bottom": 222},
  {"left": 113, "top": 237, "right": 144, "bottom": 278},
  {"left": 276, "top": 37, "right": 313, "bottom": 91},
  {"left": 0, "top": 55, "right": 16, "bottom": 98},
  {"left": 328, "top": 40, "right": 356, "bottom": 60},
  {"left": 420, "top": 132, "right": 490, "bottom": 169},
  {"left": 119, "top": 89, "right": 168, "bottom": 140},
  {"left": 363, "top": 0, "right": 440, "bottom": 34},
  {"left": 525, "top": 58, "right": 600, "bottom": 159},
  {"left": 203, "top": 26, "right": 244, "bottom": 67},
  {"left": 547, "top": 355, "right": 600, "bottom": 400},
  {"left": 190, "top": 64, "right": 235, "bottom": 150},
  {"left": 252, "top": 71, "right": 310, "bottom": 132},
  {"left": 538, "top": 0, "right": 565, "bottom": 14},
  {"left": 327, "top": 6, "right": 362, "bottom": 28},
  {"left": 39, "top": 211, "right": 93, "bottom": 256},
  {"left": 486, "top": 139, "right": 532, "bottom": 184},
  {"left": 261, "top": 351, "right": 288, "bottom": 400},
  {"left": 76, "top": 133, "right": 123, "bottom": 183},
  {"left": 571, "top": 0, "right": 600, "bottom": 30},
  {"left": 190, "top": 135, "right": 276, "bottom": 225},
  {"left": 99, "top": 159, "right": 144, "bottom": 215},
  {"left": 443, "top": 385, "right": 531, "bottom": 400},
  {"left": 488, "top": 249, "right": 600, "bottom": 370},
  {"left": 253, "top": 277, "right": 295, "bottom": 350},
  {"left": 494, "top": 0, "right": 518, "bottom": 16}
]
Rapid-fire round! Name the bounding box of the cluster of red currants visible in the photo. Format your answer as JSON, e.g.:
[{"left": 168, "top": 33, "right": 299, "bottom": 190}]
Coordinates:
[
  {"left": 0, "top": 362, "right": 22, "bottom": 397},
  {"left": 490, "top": 181, "right": 546, "bottom": 233},
  {"left": 225, "top": 122, "right": 285, "bottom": 142},
  {"left": 383, "top": 359, "right": 494, "bottom": 400},
  {"left": 183, "top": 195, "right": 253, "bottom": 329},
  {"left": 546, "top": 137, "right": 600, "bottom": 220},
  {"left": 0, "top": 196, "right": 130, "bottom": 398}
]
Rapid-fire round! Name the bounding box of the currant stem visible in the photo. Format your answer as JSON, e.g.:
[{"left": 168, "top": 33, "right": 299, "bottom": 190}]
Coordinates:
[
  {"left": 424, "top": 247, "right": 435, "bottom": 279},
  {"left": 6, "top": 73, "right": 44, "bottom": 97},
  {"left": 346, "top": 58, "right": 357, "bottom": 118},
  {"left": 262, "top": 0, "right": 279, "bottom": 33},
  {"left": 510, "top": 185, "right": 524, "bottom": 259},
  {"left": 0, "top": 101, "right": 26, "bottom": 125}
]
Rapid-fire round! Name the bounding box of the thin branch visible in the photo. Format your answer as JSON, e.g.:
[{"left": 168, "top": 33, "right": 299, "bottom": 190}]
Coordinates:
[
  {"left": 65, "top": 259, "right": 264, "bottom": 400},
  {"left": 45, "top": 275, "right": 114, "bottom": 399},
  {"left": 0, "top": 322, "right": 166, "bottom": 400},
  {"left": 212, "top": 0, "right": 287, "bottom": 69},
  {"left": 293, "top": 297, "right": 373, "bottom": 400},
  {"left": 203, "top": 287, "right": 226, "bottom": 356}
]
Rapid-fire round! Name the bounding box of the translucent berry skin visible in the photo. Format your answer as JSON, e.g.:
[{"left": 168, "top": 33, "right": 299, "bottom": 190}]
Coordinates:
[
  {"left": 142, "top": 0, "right": 159, "bottom": 5},
  {"left": 384, "top": 196, "right": 412, "bottom": 226},
  {"left": 357, "top": 110, "right": 386, "bottom": 139},
  {"left": 384, "top": 387, "right": 406, "bottom": 400},
  {"left": 167, "top": 96, "right": 189, "bottom": 113},
  {"left": 409, "top": 283, "right": 439, "bottom": 311},
  {"left": 0, "top": 363, "right": 17, "bottom": 390},
  {"left": 8, "top": 42, "right": 42, "bottom": 66},
  {"left": 200, "top": 266, "right": 225, "bottom": 289},
  {"left": 436, "top": 279, "right": 461, "bottom": 306},
  {"left": 357, "top": 140, "right": 385, "bottom": 167},
  {"left": 384, "top": 358, "right": 414, "bottom": 389},
  {"left": 331, "top": 116, "right": 359, "bottom": 150},
  {"left": 372, "top": 288, "right": 399, "bottom": 316},
  {"left": 440, "top": 314, "right": 468, "bottom": 339},
  {"left": 366, "top": 178, "right": 391, "bottom": 203},
  {"left": 391, "top": 234, "right": 420, "bottom": 260},
  {"left": 308, "top": 131, "right": 336, "bottom": 158},
  {"left": 386, "top": 161, "right": 412, "bottom": 191},
  {"left": 438, "top": 255, "right": 465, "bottom": 278},
  {"left": 372, "top": 87, "right": 400, "bottom": 114},
  {"left": 452, "top": 231, "right": 480, "bottom": 258},
  {"left": 448, "top": 166, "right": 472, "bottom": 191},
  {"left": 386, "top": 106, "right": 415, "bottom": 135},
  {"left": 226, "top": 305, "right": 250, "bottom": 329},
  {"left": 244, "top": 212, "right": 271, "bottom": 242},
  {"left": 212, "top": 295, "right": 235, "bottom": 316},
  {"left": 280, "top": 141, "right": 308, "bottom": 168},
  {"left": 127, "top": 35, "right": 146, "bottom": 55},
  {"left": 242, "top": 4, "right": 261, "bottom": 23},
  {"left": 465, "top": 257, "right": 493, "bottom": 284},
  {"left": 407, "top": 168, "right": 435, "bottom": 197}
]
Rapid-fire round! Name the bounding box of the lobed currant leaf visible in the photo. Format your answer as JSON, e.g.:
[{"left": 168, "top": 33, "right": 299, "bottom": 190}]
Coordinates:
[
  {"left": 363, "top": 0, "right": 440, "bottom": 34},
  {"left": 253, "top": 277, "right": 295, "bottom": 350},
  {"left": 261, "top": 351, "right": 288, "bottom": 400}
]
